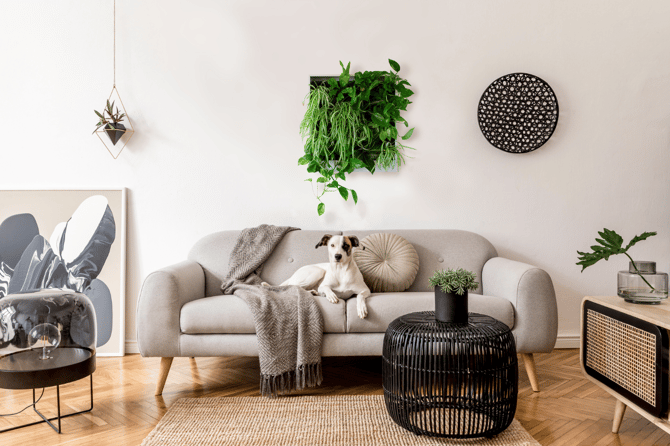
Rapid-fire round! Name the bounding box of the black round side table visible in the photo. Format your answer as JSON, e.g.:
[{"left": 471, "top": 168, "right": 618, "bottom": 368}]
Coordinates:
[{"left": 382, "top": 312, "right": 518, "bottom": 438}]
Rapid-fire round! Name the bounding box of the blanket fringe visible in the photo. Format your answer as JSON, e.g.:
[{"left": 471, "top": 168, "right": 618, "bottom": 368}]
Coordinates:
[{"left": 260, "top": 362, "right": 323, "bottom": 398}]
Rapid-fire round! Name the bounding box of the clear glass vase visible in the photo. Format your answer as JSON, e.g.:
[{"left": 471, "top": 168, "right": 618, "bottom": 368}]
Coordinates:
[{"left": 617, "top": 261, "right": 668, "bottom": 304}]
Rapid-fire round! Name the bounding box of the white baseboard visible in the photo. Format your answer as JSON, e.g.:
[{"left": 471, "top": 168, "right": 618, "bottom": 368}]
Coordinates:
[
  {"left": 554, "top": 334, "right": 580, "bottom": 349},
  {"left": 125, "top": 339, "right": 139, "bottom": 354},
  {"left": 121, "top": 336, "right": 580, "bottom": 356}
]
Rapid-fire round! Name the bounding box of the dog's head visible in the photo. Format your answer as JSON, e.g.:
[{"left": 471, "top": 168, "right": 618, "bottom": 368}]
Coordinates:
[{"left": 316, "top": 234, "right": 362, "bottom": 264}]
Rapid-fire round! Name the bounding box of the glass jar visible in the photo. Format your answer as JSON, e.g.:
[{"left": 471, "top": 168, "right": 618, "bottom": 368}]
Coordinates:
[{"left": 617, "top": 261, "right": 669, "bottom": 304}]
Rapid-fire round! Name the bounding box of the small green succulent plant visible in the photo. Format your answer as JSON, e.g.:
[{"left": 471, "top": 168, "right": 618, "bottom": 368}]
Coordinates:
[{"left": 428, "top": 268, "right": 479, "bottom": 296}]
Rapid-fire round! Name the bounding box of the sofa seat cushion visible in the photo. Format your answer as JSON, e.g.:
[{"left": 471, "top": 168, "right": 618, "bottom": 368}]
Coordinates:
[
  {"left": 346, "top": 292, "right": 515, "bottom": 333},
  {"left": 180, "top": 293, "right": 347, "bottom": 334}
]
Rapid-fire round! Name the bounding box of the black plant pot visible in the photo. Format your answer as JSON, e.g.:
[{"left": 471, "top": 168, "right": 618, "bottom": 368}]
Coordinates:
[
  {"left": 105, "top": 123, "right": 126, "bottom": 146},
  {"left": 434, "top": 286, "right": 469, "bottom": 324}
]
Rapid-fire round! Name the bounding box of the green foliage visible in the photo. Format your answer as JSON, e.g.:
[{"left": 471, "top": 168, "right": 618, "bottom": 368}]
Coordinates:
[
  {"left": 576, "top": 228, "right": 657, "bottom": 271},
  {"left": 299, "top": 59, "right": 415, "bottom": 215},
  {"left": 428, "top": 268, "right": 479, "bottom": 296},
  {"left": 93, "top": 100, "right": 126, "bottom": 134},
  {"left": 577, "top": 228, "right": 658, "bottom": 290}
]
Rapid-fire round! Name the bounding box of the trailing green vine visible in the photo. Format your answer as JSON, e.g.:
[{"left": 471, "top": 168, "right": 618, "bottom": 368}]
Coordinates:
[{"left": 299, "top": 59, "right": 415, "bottom": 216}]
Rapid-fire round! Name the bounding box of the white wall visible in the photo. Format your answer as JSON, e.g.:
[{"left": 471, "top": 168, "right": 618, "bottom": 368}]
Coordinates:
[{"left": 1, "top": 0, "right": 669, "bottom": 351}]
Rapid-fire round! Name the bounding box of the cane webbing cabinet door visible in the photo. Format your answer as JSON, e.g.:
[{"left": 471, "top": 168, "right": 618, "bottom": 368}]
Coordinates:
[{"left": 580, "top": 296, "right": 670, "bottom": 435}]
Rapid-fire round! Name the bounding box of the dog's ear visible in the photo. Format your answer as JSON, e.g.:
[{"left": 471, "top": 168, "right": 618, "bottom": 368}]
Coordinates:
[
  {"left": 316, "top": 234, "right": 332, "bottom": 249},
  {"left": 348, "top": 236, "right": 360, "bottom": 248}
]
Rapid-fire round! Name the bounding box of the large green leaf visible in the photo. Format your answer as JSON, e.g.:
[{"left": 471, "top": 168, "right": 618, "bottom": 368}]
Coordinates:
[
  {"left": 390, "top": 127, "right": 398, "bottom": 139},
  {"left": 576, "top": 228, "right": 657, "bottom": 272},
  {"left": 338, "top": 187, "right": 349, "bottom": 201},
  {"left": 396, "top": 84, "right": 414, "bottom": 98},
  {"left": 379, "top": 128, "right": 389, "bottom": 142},
  {"left": 351, "top": 158, "right": 366, "bottom": 169},
  {"left": 317, "top": 203, "right": 325, "bottom": 216},
  {"left": 389, "top": 59, "right": 400, "bottom": 72},
  {"left": 339, "top": 61, "right": 351, "bottom": 87},
  {"left": 371, "top": 112, "right": 386, "bottom": 127},
  {"left": 598, "top": 228, "right": 623, "bottom": 250},
  {"left": 306, "top": 161, "right": 319, "bottom": 173},
  {"left": 625, "top": 231, "right": 657, "bottom": 251}
]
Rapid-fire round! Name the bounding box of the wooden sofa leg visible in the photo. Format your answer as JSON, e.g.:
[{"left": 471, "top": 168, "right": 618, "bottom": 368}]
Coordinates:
[
  {"left": 521, "top": 353, "right": 540, "bottom": 392},
  {"left": 156, "top": 357, "right": 174, "bottom": 396}
]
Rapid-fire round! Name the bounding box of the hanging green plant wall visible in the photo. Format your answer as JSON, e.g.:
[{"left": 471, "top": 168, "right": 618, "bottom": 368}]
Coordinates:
[{"left": 299, "top": 59, "right": 415, "bottom": 216}]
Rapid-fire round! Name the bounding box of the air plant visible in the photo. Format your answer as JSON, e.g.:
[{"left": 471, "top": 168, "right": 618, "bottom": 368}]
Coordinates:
[{"left": 93, "top": 100, "right": 126, "bottom": 134}]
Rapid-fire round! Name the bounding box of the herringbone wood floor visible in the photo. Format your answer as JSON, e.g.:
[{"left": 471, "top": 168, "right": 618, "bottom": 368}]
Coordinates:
[{"left": 1, "top": 349, "right": 669, "bottom": 445}]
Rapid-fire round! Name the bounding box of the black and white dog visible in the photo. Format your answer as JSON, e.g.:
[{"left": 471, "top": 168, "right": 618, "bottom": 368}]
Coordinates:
[{"left": 277, "top": 234, "right": 371, "bottom": 319}]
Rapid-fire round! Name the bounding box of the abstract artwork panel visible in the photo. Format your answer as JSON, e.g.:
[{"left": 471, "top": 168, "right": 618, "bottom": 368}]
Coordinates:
[{"left": 0, "top": 189, "right": 126, "bottom": 356}]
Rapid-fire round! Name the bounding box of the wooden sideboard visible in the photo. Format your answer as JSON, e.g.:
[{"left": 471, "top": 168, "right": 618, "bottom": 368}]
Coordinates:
[{"left": 580, "top": 295, "right": 670, "bottom": 434}]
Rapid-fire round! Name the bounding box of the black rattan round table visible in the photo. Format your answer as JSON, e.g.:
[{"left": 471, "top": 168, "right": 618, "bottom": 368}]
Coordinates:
[{"left": 382, "top": 312, "right": 518, "bottom": 438}]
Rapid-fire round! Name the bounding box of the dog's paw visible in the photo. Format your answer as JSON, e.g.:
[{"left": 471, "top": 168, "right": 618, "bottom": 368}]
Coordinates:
[
  {"left": 357, "top": 299, "right": 368, "bottom": 319},
  {"left": 325, "top": 291, "right": 339, "bottom": 304},
  {"left": 261, "top": 282, "right": 271, "bottom": 288},
  {"left": 309, "top": 289, "right": 320, "bottom": 296}
]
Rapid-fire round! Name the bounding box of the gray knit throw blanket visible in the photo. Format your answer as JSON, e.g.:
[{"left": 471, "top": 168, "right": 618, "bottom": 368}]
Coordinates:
[{"left": 220, "top": 225, "right": 323, "bottom": 397}]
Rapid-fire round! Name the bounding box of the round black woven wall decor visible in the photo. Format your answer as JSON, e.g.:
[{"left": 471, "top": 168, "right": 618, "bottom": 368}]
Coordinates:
[{"left": 477, "top": 72, "right": 559, "bottom": 153}]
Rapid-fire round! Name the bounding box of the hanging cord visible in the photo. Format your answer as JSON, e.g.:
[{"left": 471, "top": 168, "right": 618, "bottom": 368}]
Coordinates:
[
  {"left": 113, "top": 0, "right": 116, "bottom": 87},
  {"left": 0, "top": 388, "right": 45, "bottom": 417}
]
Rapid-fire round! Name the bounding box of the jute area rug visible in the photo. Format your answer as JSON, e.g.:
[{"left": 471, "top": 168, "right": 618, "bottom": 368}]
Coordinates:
[{"left": 141, "top": 395, "right": 539, "bottom": 446}]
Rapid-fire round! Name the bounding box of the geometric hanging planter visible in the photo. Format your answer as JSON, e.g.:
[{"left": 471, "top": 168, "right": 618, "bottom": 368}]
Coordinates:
[
  {"left": 94, "top": 85, "right": 135, "bottom": 159},
  {"left": 93, "top": 0, "right": 134, "bottom": 160}
]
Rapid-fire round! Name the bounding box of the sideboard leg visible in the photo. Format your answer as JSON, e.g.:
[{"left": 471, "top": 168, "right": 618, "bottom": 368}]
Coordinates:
[
  {"left": 521, "top": 353, "right": 540, "bottom": 392},
  {"left": 612, "top": 399, "right": 627, "bottom": 433},
  {"left": 156, "top": 357, "right": 174, "bottom": 396}
]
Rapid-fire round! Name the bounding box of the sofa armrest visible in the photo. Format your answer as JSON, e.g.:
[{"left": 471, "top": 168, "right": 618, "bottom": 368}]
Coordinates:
[
  {"left": 482, "top": 257, "right": 558, "bottom": 353},
  {"left": 136, "top": 260, "right": 206, "bottom": 358}
]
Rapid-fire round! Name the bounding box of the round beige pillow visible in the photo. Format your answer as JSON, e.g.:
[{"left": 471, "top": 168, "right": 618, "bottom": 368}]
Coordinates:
[{"left": 354, "top": 233, "right": 420, "bottom": 292}]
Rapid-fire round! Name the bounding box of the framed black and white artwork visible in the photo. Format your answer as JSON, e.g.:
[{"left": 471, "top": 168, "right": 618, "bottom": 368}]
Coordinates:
[{"left": 0, "top": 188, "right": 127, "bottom": 356}]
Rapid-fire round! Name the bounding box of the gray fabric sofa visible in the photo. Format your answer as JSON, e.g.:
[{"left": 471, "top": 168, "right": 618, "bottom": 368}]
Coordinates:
[{"left": 137, "top": 229, "right": 558, "bottom": 395}]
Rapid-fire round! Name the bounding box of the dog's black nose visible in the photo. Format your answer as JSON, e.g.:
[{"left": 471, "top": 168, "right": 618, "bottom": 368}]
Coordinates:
[{"left": 334, "top": 254, "right": 342, "bottom": 261}]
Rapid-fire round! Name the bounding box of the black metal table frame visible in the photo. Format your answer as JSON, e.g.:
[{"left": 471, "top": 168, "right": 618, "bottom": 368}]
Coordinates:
[{"left": 0, "top": 374, "right": 93, "bottom": 434}]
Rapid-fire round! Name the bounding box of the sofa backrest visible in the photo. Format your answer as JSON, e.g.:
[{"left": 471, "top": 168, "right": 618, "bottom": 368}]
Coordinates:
[
  {"left": 188, "top": 230, "right": 343, "bottom": 297},
  {"left": 188, "top": 229, "right": 497, "bottom": 296},
  {"left": 343, "top": 230, "right": 497, "bottom": 293}
]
